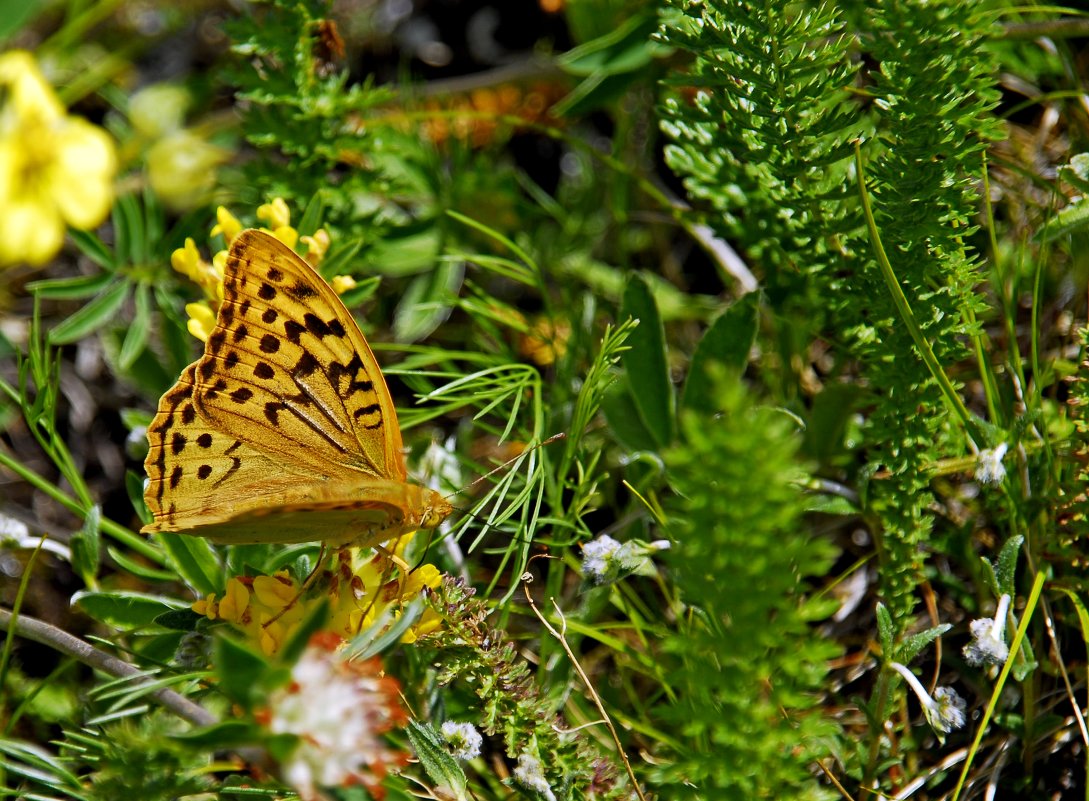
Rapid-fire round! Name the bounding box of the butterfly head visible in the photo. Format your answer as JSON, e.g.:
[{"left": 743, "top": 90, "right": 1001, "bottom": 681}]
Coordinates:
[{"left": 418, "top": 490, "right": 454, "bottom": 530}]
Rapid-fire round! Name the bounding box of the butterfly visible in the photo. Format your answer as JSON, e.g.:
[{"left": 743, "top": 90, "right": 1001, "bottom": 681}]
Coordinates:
[{"left": 142, "top": 229, "right": 453, "bottom": 548}]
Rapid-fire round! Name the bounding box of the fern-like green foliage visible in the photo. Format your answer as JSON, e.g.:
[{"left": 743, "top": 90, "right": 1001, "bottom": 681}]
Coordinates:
[
  {"left": 840, "top": 0, "right": 1000, "bottom": 624},
  {"left": 651, "top": 377, "right": 840, "bottom": 800},
  {"left": 657, "top": 0, "right": 860, "bottom": 300},
  {"left": 659, "top": 0, "right": 1002, "bottom": 625}
]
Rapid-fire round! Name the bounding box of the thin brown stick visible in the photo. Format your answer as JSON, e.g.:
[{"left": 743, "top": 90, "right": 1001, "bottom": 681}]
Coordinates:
[
  {"left": 0, "top": 607, "right": 216, "bottom": 727},
  {"left": 520, "top": 568, "right": 648, "bottom": 801}
]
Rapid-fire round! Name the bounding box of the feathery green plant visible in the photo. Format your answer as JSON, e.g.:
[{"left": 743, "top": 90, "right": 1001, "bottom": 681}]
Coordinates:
[{"left": 651, "top": 376, "right": 841, "bottom": 799}]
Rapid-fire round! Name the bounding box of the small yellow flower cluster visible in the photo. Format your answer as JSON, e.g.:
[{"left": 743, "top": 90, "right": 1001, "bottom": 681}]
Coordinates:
[
  {"left": 170, "top": 200, "right": 335, "bottom": 341},
  {"left": 0, "top": 51, "right": 117, "bottom": 267},
  {"left": 192, "top": 533, "right": 443, "bottom": 656}
]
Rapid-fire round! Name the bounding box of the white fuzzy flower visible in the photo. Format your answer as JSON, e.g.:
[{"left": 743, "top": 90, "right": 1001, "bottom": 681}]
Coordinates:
[
  {"left": 266, "top": 634, "right": 407, "bottom": 800},
  {"left": 581, "top": 534, "right": 623, "bottom": 584},
  {"left": 891, "top": 662, "right": 966, "bottom": 740},
  {"left": 441, "top": 720, "right": 483, "bottom": 760},
  {"left": 513, "top": 752, "right": 556, "bottom": 801},
  {"left": 975, "top": 443, "right": 1008, "bottom": 485},
  {"left": 0, "top": 513, "right": 29, "bottom": 542},
  {"left": 964, "top": 593, "right": 1011, "bottom": 667}
]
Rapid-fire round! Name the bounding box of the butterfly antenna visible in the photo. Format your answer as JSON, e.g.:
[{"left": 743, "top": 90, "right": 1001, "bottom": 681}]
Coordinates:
[{"left": 443, "top": 432, "right": 566, "bottom": 502}]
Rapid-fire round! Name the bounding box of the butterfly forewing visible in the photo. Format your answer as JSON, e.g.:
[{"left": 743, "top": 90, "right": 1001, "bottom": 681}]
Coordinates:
[
  {"left": 142, "top": 229, "right": 453, "bottom": 545},
  {"left": 192, "top": 230, "right": 404, "bottom": 480}
]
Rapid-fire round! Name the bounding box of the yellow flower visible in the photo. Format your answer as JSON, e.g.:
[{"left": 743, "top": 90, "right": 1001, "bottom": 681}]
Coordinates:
[
  {"left": 257, "top": 197, "right": 292, "bottom": 230},
  {"left": 147, "top": 130, "right": 229, "bottom": 212},
  {"left": 210, "top": 206, "right": 243, "bottom": 244},
  {"left": 171, "top": 237, "right": 222, "bottom": 302},
  {"left": 191, "top": 535, "right": 444, "bottom": 656},
  {"left": 330, "top": 274, "right": 356, "bottom": 294},
  {"left": 518, "top": 316, "right": 570, "bottom": 366},
  {"left": 0, "top": 51, "right": 117, "bottom": 267},
  {"left": 172, "top": 200, "right": 343, "bottom": 340},
  {"left": 300, "top": 228, "right": 331, "bottom": 264}
]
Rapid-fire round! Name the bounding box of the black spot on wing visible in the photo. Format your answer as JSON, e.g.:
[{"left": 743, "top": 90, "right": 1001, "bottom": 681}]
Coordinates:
[
  {"left": 304, "top": 313, "right": 331, "bottom": 338},
  {"left": 287, "top": 281, "right": 317, "bottom": 300},
  {"left": 284, "top": 320, "right": 304, "bottom": 344},
  {"left": 294, "top": 352, "right": 319, "bottom": 378}
]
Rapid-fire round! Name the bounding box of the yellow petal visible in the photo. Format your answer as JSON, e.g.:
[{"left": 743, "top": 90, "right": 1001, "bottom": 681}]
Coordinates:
[
  {"left": 0, "top": 193, "right": 65, "bottom": 266},
  {"left": 185, "top": 302, "right": 216, "bottom": 342},
  {"left": 48, "top": 119, "right": 117, "bottom": 229},
  {"left": 0, "top": 51, "right": 64, "bottom": 124},
  {"left": 330, "top": 274, "right": 356, "bottom": 295},
  {"left": 210, "top": 206, "right": 243, "bottom": 243},
  {"left": 270, "top": 225, "right": 298, "bottom": 250},
  {"left": 403, "top": 564, "right": 442, "bottom": 596},
  {"left": 218, "top": 578, "right": 251, "bottom": 623},
  {"left": 257, "top": 197, "right": 291, "bottom": 230},
  {"left": 253, "top": 574, "right": 297, "bottom": 608},
  {"left": 171, "top": 238, "right": 201, "bottom": 277}
]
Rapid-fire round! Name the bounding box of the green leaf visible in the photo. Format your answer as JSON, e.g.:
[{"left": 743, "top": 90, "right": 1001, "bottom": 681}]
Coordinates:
[
  {"left": 26, "top": 271, "right": 114, "bottom": 300},
  {"left": 47, "top": 280, "right": 129, "bottom": 345},
  {"left": 171, "top": 720, "right": 255, "bottom": 748},
  {"left": 113, "top": 193, "right": 146, "bottom": 264},
  {"left": 1036, "top": 199, "right": 1089, "bottom": 243},
  {"left": 70, "top": 505, "right": 101, "bottom": 585},
  {"left": 118, "top": 283, "right": 152, "bottom": 370},
  {"left": 876, "top": 602, "right": 894, "bottom": 658},
  {"left": 276, "top": 599, "right": 330, "bottom": 665},
  {"left": 0, "top": 0, "right": 42, "bottom": 44},
  {"left": 558, "top": 12, "right": 660, "bottom": 76},
  {"left": 107, "top": 545, "right": 175, "bottom": 583},
  {"left": 619, "top": 274, "right": 674, "bottom": 447},
  {"left": 897, "top": 623, "right": 951, "bottom": 665},
  {"left": 215, "top": 635, "right": 271, "bottom": 709},
  {"left": 155, "top": 608, "right": 202, "bottom": 631},
  {"left": 601, "top": 378, "right": 658, "bottom": 452},
  {"left": 126, "top": 469, "right": 151, "bottom": 526},
  {"left": 335, "top": 275, "right": 381, "bottom": 307},
  {"left": 406, "top": 720, "right": 470, "bottom": 801},
  {"left": 393, "top": 262, "right": 464, "bottom": 342},
  {"left": 319, "top": 237, "right": 363, "bottom": 277},
  {"left": 994, "top": 535, "right": 1023, "bottom": 598},
  {"left": 71, "top": 590, "right": 188, "bottom": 628},
  {"left": 155, "top": 532, "right": 223, "bottom": 597},
  {"left": 68, "top": 228, "right": 117, "bottom": 270},
  {"left": 552, "top": 70, "right": 644, "bottom": 118},
  {"left": 297, "top": 191, "right": 326, "bottom": 237},
  {"left": 367, "top": 223, "right": 441, "bottom": 277},
  {"left": 1059, "top": 153, "right": 1089, "bottom": 194},
  {"left": 681, "top": 293, "right": 758, "bottom": 413}
]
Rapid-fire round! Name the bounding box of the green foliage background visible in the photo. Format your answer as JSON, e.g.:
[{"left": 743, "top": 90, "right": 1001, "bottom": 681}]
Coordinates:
[{"left": 1, "top": 0, "right": 1087, "bottom": 799}]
